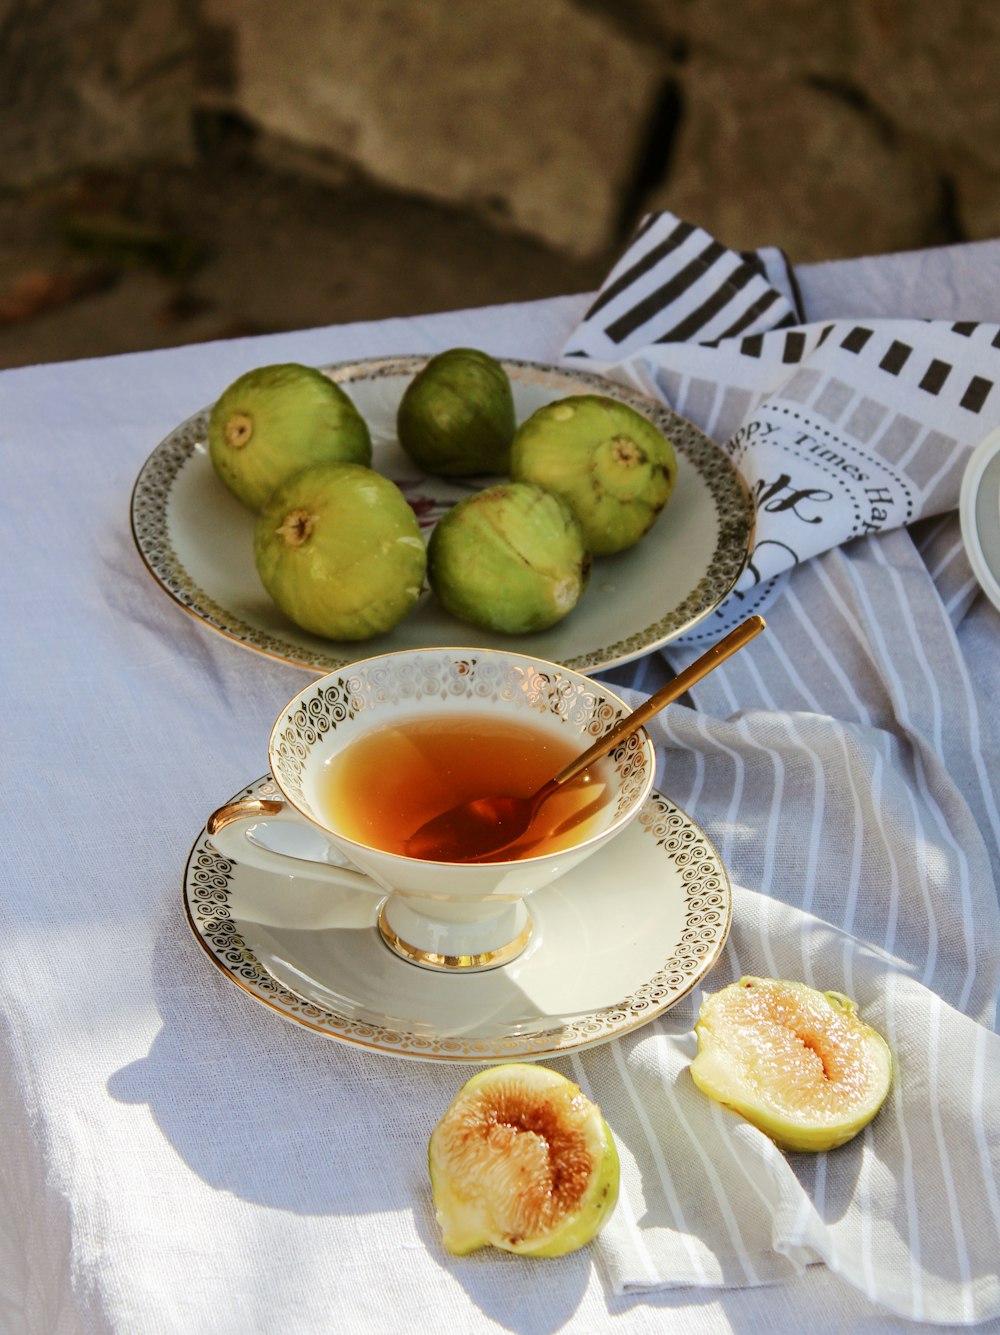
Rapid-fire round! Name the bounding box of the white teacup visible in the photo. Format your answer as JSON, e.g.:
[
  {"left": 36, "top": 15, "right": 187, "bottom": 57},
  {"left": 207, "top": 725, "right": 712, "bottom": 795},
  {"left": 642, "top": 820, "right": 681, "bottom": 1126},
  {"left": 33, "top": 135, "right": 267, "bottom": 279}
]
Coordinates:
[{"left": 207, "top": 647, "right": 656, "bottom": 971}]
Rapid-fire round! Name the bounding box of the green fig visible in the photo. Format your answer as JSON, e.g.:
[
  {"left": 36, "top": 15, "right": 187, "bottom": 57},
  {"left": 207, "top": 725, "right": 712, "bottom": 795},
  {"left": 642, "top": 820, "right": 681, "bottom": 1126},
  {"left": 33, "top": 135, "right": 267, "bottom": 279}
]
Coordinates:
[
  {"left": 253, "top": 462, "right": 426, "bottom": 640},
  {"left": 690, "top": 977, "right": 893, "bottom": 1152},
  {"left": 209, "top": 362, "right": 372, "bottom": 510},
  {"left": 396, "top": 347, "right": 516, "bottom": 476},
  {"left": 510, "top": 394, "right": 677, "bottom": 555},
  {"left": 427, "top": 482, "right": 590, "bottom": 634},
  {"left": 429, "top": 1063, "right": 620, "bottom": 1257}
]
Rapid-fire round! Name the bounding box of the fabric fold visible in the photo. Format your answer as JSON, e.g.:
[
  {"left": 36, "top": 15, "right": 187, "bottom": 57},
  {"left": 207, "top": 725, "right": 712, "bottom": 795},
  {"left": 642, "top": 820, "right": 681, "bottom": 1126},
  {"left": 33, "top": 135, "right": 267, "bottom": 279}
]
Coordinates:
[
  {"left": 563, "top": 212, "right": 1000, "bottom": 643},
  {"left": 562, "top": 215, "right": 1000, "bottom": 1324}
]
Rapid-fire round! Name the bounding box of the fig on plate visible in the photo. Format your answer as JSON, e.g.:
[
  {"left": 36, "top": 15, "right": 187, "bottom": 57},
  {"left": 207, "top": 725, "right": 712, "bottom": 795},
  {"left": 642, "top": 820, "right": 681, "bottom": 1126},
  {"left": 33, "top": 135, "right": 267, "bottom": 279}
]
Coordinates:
[
  {"left": 426, "top": 481, "right": 590, "bottom": 634},
  {"left": 253, "top": 462, "right": 426, "bottom": 640},
  {"left": 208, "top": 362, "right": 372, "bottom": 510},
  {"left": 510, "top": 393, "right": 677, "bottom": 555},
  {"left": 396, "top": 347, "right": 516, "bottom": 476},
  {"left": 690, "top": 976, "right": 893, "bottom": 1152},
  {"left": 428, "top": 1063, "right": 620, "bottom": 1257}
]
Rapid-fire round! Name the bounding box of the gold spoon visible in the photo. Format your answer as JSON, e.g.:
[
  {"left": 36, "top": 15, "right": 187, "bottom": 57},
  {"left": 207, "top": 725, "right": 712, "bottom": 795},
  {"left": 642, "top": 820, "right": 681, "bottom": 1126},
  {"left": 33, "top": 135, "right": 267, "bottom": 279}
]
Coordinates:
[{"left": 405, "top": 613, "right": 765, "bottom": 862}]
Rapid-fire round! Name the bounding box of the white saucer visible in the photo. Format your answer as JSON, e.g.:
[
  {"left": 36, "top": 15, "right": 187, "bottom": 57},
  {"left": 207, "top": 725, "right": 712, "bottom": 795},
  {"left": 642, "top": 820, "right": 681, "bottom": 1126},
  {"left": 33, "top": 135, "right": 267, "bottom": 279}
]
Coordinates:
[
  {"left": 960, "top": 425, "right": 1000, "bottom": 614},
  {"left": 184, "top": 776, "right": 732, "bottom": 1062}
]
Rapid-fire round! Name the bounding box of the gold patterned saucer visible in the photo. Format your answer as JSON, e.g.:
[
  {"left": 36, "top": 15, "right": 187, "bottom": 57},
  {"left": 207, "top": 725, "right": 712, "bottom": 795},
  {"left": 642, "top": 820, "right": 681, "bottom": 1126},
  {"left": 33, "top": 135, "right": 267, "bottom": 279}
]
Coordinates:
[
  {"left": 132, "top": 356, "right": 754, "bottom": 675},
  {"left": 183, "top": 775, "right": 732, "bottom": 1063}
]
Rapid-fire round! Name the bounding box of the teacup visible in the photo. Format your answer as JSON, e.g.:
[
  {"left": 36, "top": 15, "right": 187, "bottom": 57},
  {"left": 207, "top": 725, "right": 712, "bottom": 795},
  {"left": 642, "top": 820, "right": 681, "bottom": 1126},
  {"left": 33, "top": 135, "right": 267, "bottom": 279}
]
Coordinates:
[{"left": 207, "top": 646, "right": 656, "bottom": 971}]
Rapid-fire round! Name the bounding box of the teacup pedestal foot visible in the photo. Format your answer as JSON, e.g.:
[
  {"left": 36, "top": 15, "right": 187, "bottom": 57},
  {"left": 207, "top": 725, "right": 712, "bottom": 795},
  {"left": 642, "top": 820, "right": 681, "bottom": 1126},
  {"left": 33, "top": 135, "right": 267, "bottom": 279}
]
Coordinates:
[{"left": 376, "top": 897, "right": 532, "bottom": 972}]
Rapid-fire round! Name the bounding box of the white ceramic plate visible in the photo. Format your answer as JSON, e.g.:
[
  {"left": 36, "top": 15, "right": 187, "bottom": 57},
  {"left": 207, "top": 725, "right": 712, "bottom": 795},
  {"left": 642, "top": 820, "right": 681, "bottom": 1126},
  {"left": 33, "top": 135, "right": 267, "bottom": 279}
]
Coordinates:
[
  {"left": 184, "top": 775, "right": 732, "bottom": 1062},
  {"left": 133, "top": 357, "right": 754, "bottom": 675},
  {"left": 960, "top": 424, "right": 1000, "bottom": 614}
]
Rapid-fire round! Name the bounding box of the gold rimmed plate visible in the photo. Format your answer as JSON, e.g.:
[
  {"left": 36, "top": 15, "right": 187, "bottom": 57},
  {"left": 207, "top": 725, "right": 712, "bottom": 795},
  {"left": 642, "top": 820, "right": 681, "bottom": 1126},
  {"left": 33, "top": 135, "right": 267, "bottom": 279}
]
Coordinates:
[
  {"left": 184, "top": 775, "right": 732, "bottom": 1062},
  {"left": 132, "top": 356, "right": 754, "bottom": 675}
]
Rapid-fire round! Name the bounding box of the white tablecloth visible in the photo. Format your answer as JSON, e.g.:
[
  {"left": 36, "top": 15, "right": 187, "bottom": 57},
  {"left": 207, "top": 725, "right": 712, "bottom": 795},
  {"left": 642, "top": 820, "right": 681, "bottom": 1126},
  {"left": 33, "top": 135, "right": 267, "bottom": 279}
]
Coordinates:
[{"left": 2, "top": 240, "right": 998, "bottom": 1333}]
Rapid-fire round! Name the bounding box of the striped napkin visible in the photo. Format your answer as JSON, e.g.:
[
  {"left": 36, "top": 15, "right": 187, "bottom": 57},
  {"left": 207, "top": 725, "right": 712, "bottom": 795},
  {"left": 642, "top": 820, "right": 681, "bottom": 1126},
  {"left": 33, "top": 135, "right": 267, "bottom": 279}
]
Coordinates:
[
  {"left": 565, "top": 212, "right": 1000, "bottom": 644},
  {"left": 561, "top": 216, "right": 1000, "bottom": 1324}
]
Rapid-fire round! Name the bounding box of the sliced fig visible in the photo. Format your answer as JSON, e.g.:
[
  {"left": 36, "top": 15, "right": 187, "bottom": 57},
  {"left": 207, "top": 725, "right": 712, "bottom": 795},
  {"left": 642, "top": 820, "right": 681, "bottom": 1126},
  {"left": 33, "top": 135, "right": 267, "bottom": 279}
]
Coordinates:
[
  {"left": 253, "top": 461, "right": 426, "bottom": 640},
  {"left": 510, "top": 394, "right": 677, "bottom": 555},
  {"left": 208, "top": 362, "right": 372, "bottom": 510},
  {"left": 428, "top": 1063, "right": 619, "bottom": 1257},
  {"left": 426, "top": 481, "right": 590, "bottom": 634},
  {"left": 396, "top": 347, "right": 516, "bottom": 476},
  {"left": 690, "top": 976, "right": 892, "bottom": 1152}
]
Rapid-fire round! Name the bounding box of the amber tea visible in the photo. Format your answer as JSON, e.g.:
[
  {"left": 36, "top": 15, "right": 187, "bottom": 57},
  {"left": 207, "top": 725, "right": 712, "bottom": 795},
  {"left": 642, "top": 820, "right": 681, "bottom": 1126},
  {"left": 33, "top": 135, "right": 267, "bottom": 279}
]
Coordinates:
[{"left": 318, "top": 713, "right": 611, "bottom": 862}]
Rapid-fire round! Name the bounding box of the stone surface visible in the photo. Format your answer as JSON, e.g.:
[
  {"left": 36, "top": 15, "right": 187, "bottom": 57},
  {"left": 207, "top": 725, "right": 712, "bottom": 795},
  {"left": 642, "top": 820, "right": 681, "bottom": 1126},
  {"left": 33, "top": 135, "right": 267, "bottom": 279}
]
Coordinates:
[
  {"left": 652, "top": 59, "right": 943, "bottom": 262},
  {"left": 643, "top": 0, "right": 854, "bottom": 78},
  {"left": 847, "top": 0, "right": 1000, "bottom": 172},
  {"left": 1, "top": 0, "right": 997, "bottom": 287},
  {"left": 0, "top": 160, "right": 609, "bottom": 371},
  {"left": 950, "top": 152, "right": 1000, "bottom": 245},
  {"left": 0, "top": 0, "right": 197, "bottom": 188},
  {"left": 203, "top": 0, "right": 661, "bottom": 258}
]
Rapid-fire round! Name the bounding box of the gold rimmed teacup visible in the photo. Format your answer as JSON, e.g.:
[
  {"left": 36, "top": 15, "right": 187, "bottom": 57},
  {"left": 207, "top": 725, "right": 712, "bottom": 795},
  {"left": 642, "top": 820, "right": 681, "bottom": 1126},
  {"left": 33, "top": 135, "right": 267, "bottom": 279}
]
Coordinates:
[{"left": 207, "top": 646, "right": 656, "bottom": 972}]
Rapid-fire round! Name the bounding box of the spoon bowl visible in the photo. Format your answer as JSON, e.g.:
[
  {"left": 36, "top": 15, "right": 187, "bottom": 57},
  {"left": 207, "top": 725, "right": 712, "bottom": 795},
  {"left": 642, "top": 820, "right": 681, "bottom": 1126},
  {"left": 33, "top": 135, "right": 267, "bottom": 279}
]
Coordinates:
[{"left": 405, "top": 614, "right": 765, "bottom": 862}]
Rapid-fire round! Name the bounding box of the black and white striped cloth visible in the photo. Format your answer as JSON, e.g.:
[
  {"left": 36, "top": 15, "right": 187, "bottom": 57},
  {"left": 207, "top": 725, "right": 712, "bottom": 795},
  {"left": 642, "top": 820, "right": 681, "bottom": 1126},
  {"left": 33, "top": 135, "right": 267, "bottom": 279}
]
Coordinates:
[
  {"left": 563, "top": 215, "right": 1000, "bottom": 1324},
  {"left": 564, "top": 213, "right": 803, "bottom": 359},
  {"left": 565, "top": 212, "right": 1000, "bottom": 644}
]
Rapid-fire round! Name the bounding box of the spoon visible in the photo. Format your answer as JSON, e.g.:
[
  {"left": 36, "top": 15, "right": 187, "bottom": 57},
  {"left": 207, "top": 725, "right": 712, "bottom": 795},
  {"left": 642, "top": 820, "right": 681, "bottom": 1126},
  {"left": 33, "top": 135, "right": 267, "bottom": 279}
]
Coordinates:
[{"left": 405, "top": 613, "right": 765, "bottom": 862}]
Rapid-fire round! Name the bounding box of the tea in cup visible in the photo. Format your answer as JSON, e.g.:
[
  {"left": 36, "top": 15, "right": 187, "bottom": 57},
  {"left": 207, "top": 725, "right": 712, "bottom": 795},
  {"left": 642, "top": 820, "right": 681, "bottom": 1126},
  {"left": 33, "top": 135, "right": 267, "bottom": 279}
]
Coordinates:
[{"left": 207, "top": 647, "right": 656, "bottom": 971}]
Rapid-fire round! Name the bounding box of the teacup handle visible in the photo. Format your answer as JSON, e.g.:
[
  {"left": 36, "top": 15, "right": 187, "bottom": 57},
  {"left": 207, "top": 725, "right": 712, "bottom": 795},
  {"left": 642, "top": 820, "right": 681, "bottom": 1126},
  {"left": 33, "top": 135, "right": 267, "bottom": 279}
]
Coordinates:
[{"left": 206, "top": 796, "right": 382, "bottom": 894}]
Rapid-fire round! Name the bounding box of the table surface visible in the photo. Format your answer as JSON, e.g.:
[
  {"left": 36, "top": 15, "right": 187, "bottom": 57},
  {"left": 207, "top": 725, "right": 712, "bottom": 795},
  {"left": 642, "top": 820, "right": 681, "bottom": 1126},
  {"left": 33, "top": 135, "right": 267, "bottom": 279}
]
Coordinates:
[{"left": 3, "top": 239, "right": 1000, "bottom": 1335}]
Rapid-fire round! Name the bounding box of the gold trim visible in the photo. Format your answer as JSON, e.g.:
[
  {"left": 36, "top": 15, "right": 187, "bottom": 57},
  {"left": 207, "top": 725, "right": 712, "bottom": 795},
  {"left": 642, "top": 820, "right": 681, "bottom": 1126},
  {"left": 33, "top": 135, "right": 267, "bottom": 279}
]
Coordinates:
[
  {"left": 265, "top": 644, "right": 656, "bottom": 862},
  {"left": 375, "top": 901, "right": 533, "bottom": 971},
  {"left": 206, "top": 795, "right": 284, "bottom": 834},
  {"left": 182, "top": 776, "right": 733, "bottom": 1062},
  {"left": 130, "top": 356, "right": 755, "bottom": 677}
]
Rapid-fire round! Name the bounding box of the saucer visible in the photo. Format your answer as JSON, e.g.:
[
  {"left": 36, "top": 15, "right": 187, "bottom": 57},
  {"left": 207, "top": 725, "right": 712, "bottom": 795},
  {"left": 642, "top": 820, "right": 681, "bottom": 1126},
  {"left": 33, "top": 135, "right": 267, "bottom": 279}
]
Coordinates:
[
  {"left": 960, "top": 424, "right": 1000, "bottom": 614},
  {"left": 183, "top": 775, "right": 732, "bottom": 1062}
]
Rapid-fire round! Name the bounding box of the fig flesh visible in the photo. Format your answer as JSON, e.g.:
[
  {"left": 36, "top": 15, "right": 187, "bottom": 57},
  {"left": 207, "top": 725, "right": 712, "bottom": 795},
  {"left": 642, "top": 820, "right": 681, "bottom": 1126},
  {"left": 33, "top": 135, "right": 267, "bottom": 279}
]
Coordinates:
[
  {"left": 690, "top": 976, "right": 892, "bottom": 1152},
  {"left": 253, "top": 462, "right": 426, "bottom": 640},
  {"left": 428, "top": 1063, "right": 620, "bottom": 1257},
  {"left": 209, "top": 362, "right": 372, "bottom": 510},
  {"left": 510, "top": 394, "right": 677, "bottom": 555},
  {"left": 396, "top": 347, "right": 516, "bottom": 476},
  {"left": 426, "top": 482, "right": 590, "bottom": 634}
]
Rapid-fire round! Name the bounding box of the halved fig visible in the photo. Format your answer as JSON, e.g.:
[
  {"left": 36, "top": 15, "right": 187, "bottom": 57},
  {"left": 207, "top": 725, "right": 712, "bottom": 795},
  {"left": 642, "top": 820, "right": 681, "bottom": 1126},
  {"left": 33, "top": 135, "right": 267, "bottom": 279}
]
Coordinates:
[
  {"left": 690, "top": 976, "right": 892, "bottom": 1152},
  {"left": 428, "top": 1063, "right": 619, "bottom": 1257}
]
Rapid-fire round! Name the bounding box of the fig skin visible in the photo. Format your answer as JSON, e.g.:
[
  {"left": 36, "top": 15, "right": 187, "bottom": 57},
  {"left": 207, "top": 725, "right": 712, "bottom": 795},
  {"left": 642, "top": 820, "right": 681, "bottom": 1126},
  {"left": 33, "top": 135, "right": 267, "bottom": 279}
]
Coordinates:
[
  {"left": 690, "top": 976, "right": 893, "bottom": 1153},
  {"left": 510, "top": 393, "right": 677, "bottom": 556},
  {"left": 428, "top": 1063, "right": 620, "bottom": 1257},
  {"left": 426, "top": 482, "right": 590, "bottom": 634},
  {"left": 253, "top": 462, "right": 426, "bottom": 640},
  {"left": 208, "top": 362, "right": 372, "bottom": 510},
  {"left": 396, "top": 347, "right": 516, "bottom": 476}
]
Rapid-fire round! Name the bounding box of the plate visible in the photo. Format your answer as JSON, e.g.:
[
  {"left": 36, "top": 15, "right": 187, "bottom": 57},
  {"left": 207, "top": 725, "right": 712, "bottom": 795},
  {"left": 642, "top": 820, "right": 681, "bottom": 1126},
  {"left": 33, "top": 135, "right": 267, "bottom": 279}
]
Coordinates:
[
  {"left": 960, "top": 424, "right": 1000, "bottom": 614},
  {"left": 184, "top": 775, "right": 732, "bottom": 1062},
  {"left": 132, "top": 356, "right": 754, "bottom": 675}
]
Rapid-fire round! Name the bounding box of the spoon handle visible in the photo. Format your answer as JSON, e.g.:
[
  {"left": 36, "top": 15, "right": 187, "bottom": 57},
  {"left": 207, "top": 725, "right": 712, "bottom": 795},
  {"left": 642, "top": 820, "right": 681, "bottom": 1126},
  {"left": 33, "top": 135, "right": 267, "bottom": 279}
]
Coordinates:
[{"left": 552, "top": 613, "right": 766, "bottom": 787}]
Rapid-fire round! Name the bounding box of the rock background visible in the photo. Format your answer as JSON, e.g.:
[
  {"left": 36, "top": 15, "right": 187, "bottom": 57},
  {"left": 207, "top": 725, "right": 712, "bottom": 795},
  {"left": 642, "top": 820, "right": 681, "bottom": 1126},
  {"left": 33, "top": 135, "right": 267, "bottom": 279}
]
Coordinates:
[
  {"left": 3, "top": 0, "right": 998, "bottom": 263},
  {"left": 0, "top": 0, "right": 197, "bottom": 188},
  {"left": 1, "top": 0, "right": 998, "bottom": 367}
]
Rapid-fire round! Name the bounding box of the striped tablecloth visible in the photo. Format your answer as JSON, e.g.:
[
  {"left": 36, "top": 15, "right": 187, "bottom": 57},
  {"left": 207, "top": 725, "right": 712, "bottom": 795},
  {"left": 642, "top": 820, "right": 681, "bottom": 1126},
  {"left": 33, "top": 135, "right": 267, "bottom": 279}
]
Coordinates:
[{"left": 563, "top": 215, "right": 1000, "bottom": 1324}]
